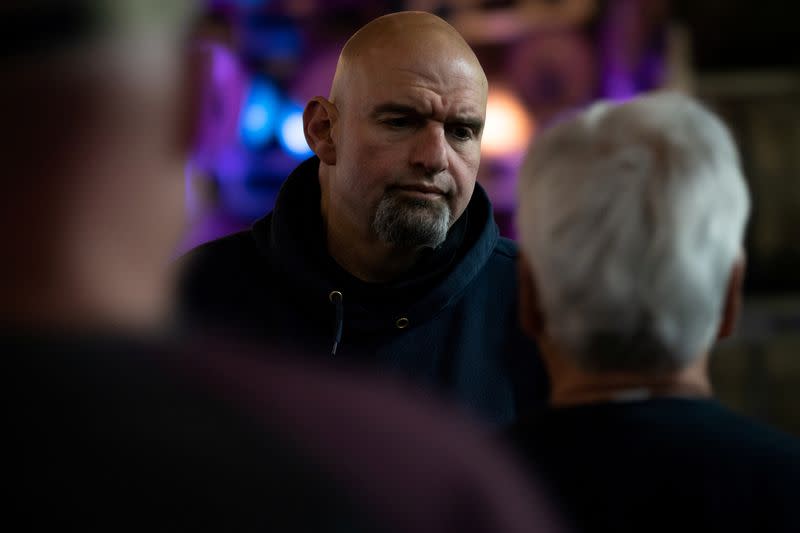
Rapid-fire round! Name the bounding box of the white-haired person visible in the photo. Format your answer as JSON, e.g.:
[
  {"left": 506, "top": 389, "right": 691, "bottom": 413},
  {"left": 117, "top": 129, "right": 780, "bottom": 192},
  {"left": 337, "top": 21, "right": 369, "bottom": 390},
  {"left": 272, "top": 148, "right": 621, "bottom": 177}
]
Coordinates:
[{"left": 509, "top": 92, "right": 800, "bottom": 533}]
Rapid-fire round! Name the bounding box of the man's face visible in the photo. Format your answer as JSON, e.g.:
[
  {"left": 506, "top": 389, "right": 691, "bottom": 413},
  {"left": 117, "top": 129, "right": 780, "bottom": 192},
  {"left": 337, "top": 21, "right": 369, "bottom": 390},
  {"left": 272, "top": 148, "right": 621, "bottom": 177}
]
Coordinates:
[{"left": 330, "top": 46, "right": 487, "bottom": 249}]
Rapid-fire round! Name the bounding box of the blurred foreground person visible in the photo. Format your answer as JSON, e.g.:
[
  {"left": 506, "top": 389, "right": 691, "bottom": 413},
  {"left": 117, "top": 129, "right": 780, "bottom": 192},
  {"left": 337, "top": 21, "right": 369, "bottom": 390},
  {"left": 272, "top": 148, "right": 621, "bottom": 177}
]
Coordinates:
[
  {"left": 511, "top": 92, "right": 800, "bottom": 533},
  {"left": 180, "top": 11, "right": 546, "bottom": 425},
  {"left": 1, "top": 2, "right": 558, "bottom": 531}
]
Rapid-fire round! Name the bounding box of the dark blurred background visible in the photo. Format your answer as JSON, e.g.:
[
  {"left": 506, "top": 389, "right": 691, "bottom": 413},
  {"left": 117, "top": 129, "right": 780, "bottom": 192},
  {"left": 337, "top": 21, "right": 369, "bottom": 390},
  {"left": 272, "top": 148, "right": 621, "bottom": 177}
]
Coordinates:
[{"left": 183, "top": 0, "right": 800, "bottom": 434}]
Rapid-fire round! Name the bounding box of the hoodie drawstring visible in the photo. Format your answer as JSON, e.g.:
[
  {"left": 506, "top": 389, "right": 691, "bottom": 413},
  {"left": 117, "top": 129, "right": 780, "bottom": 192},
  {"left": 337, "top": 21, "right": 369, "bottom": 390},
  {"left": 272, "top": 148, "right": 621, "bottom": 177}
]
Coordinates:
[{"left": 328, "top": 290, "right": 344, "bottom": 356}]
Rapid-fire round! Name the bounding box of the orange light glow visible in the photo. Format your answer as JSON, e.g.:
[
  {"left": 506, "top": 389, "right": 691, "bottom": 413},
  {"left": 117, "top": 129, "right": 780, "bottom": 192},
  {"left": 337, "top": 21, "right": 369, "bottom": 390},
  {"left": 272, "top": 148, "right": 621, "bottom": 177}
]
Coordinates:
[{"left": 481, "top": 87, "right": 535, "bottom": 158}]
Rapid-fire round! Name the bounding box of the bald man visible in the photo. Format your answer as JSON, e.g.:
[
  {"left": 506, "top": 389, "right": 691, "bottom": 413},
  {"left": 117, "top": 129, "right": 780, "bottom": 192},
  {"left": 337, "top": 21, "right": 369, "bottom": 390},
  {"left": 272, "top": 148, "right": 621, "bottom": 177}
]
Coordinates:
[{"left": 180, "top": 12, "right": 546, "bottom": 424}]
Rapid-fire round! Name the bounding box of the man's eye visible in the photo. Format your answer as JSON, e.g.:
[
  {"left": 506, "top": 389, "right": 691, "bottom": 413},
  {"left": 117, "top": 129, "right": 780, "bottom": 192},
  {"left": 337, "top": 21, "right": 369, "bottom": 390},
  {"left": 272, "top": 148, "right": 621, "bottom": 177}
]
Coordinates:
[{"left": 448, "top": 125, "right": 474, "bottom": 141}]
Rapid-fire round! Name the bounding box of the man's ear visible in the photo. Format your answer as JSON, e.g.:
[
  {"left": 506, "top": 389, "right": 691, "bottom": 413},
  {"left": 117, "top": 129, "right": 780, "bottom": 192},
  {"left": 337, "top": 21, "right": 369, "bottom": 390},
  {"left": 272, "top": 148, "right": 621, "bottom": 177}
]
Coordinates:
[
  {"left": 717, "top": 251, "right": 747, "bottom": 340},
  {"left": 304, "top": 97, "right": 338, "bottom": 165},
  {"left": 518, "top": 252, "right": 545, "bottom": 340}
]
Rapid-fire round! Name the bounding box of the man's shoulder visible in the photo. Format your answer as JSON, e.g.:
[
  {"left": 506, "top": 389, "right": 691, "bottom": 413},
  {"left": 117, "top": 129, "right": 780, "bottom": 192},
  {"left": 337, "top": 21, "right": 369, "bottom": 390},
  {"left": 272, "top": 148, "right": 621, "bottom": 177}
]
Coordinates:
[
  {"left": 184, "top": 228, "right": 260, "bottom": 262},
  {"left": 509, "top": 400, "right": 800, "bottom": 530},
  {"left": 177, "top": 225, "right": 274, "bottom": 308},
  {"left": 664, "top": 399, "right": 800, "bottom": 463},
  {"left": 478, "top": 237, "right": 522, "bottom": 289},
  {"left": 512, "top": 399, "right": 800, "bottom": 471},
  {"left": 712, "top": 404, "right": 800, "bottom": 466},
  {"left": 180, "top": 226, "right": 267, "bottom": 278},
  {"left": 492, "top": 236, "right": 519, "bottom": 261}
]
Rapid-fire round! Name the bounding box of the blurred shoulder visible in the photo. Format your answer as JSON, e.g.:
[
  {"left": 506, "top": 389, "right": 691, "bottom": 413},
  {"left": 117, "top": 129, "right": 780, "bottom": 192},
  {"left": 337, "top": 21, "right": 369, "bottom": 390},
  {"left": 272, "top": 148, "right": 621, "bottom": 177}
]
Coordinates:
[{"left": 194, "top": 349, "right": 559, "bottom": 533}]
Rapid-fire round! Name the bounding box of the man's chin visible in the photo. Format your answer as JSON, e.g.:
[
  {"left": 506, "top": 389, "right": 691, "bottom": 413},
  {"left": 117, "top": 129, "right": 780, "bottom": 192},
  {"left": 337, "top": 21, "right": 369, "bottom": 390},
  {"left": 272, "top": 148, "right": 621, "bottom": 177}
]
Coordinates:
[{"left": 376, "top": 210, "right": 450, "bottom": 248}]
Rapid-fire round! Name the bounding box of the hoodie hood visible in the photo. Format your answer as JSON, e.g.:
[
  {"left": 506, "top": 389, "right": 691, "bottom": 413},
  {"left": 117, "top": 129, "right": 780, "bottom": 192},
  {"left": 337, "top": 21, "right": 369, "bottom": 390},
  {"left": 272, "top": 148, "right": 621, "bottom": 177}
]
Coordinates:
[{"left": 252, "top": 157, "right": 500, "bottom": 333}]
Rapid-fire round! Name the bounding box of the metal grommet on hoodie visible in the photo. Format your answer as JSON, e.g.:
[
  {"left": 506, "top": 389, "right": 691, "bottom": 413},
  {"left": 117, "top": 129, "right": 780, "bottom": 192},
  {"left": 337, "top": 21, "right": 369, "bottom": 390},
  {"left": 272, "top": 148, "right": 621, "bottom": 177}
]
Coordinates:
[
  {"left": 329, "top": 290, "right": 343, "bottom": 303},
  {"left": 395, "top": 317, "right": 409, "bottom": 329}
]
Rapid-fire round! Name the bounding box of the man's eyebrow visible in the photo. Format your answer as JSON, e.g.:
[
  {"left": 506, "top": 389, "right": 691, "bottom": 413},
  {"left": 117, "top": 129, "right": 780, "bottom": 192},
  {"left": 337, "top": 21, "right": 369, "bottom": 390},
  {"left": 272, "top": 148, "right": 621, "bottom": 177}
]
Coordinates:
[
  {"left": 452, "top": 116, "right": 484, "bottom": 132},
  {"left": 370, "top": 103, "right": 423, "bottom": 117},
  {"left": 370, "top": 103, "right": 484, "bottom": 131}
]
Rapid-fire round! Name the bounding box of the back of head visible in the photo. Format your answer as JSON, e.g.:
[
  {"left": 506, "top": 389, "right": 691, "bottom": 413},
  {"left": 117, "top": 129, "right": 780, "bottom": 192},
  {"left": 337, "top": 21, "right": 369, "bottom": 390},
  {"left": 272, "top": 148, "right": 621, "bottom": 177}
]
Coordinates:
[
  {"left": 0, "top": 0, "right": 197, "bottom": 181},
  {"left": 517, "top": 92, "right": 750, "bottom": 373},
  {"left": 0, "top": 0, "right": 199, "bottom": 328}
]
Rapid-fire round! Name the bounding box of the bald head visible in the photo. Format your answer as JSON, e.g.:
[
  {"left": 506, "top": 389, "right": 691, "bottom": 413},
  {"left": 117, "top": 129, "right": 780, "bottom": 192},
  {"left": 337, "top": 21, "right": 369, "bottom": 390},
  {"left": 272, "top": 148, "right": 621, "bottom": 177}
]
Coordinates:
[
  {"left": 302, "top": 11, "right": 489, "bottom": 279},
  {"left": 330, "top": 11, "right": 487, "bottom": 106}
]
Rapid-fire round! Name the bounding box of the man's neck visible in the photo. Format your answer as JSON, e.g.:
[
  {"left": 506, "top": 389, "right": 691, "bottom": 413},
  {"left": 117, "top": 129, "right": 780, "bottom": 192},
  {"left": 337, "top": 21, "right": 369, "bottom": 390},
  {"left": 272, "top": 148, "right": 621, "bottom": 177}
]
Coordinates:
[
  {"left": 325, "top": 221, "right": 424, "bottom": 283},
  {"left": 550, "top": 377, "right": 712, "bottom": 407},
  {"left": 544, "top": 347, "right": 713, "bottom": 407},
  {"left": 320, "top": 205, "right": 426, "bottom": 285}
]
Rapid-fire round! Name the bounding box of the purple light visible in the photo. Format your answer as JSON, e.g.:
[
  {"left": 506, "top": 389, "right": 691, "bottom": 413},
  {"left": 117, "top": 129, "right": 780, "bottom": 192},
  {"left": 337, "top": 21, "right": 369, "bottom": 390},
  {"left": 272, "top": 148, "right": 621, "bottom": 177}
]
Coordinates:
[
  {"left": 598, "top": 0, "right": 666, "bottom": 101},
  {"left": 192, "top": 42, "right": 248, "bottom": 170}
]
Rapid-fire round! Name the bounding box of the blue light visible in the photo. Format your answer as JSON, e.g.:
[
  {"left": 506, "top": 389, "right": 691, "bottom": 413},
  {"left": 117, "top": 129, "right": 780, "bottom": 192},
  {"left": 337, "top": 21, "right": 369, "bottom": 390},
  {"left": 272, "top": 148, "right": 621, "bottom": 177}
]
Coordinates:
[
  {"left": 239, "top": 78, "right": 280, "bottom": 149},
  {"left": 277, "top": 102, "right": 313, "bottom": 159}
]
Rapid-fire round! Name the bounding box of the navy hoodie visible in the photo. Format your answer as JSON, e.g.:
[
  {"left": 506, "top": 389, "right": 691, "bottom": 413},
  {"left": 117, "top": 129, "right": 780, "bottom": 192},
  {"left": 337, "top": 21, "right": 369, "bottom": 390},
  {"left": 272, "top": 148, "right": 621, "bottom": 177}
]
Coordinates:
[{"left": 180, "top": 157, "right": 547, "bottom": 424}]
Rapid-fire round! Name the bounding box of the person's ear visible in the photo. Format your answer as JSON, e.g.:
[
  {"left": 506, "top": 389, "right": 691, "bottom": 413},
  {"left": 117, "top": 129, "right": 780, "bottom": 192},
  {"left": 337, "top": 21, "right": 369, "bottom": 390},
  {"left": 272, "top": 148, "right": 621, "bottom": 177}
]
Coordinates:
[
  {"left": 518, "top": 252, "right": 545, "bottom": 340},
  {"left": 304, "top": 97, "right": 338, "bottom": 165},
  {"left": 717, "top": 251, "right": 747, "bottom": 340}
]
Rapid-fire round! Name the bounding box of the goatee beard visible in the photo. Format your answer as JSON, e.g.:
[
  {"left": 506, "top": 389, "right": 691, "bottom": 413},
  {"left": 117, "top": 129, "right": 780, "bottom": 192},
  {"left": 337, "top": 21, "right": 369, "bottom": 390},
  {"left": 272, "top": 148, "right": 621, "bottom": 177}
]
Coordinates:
[{"left": 372, "top": 191, "right": 452, "bottom": 248}]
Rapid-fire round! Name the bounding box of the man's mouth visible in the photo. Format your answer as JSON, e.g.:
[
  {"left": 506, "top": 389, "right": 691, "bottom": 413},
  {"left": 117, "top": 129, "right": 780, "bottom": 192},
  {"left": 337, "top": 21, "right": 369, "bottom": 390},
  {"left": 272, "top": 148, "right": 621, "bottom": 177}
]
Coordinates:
[{"left": 394, "top": 184, "right": 448, "bottom": 199}]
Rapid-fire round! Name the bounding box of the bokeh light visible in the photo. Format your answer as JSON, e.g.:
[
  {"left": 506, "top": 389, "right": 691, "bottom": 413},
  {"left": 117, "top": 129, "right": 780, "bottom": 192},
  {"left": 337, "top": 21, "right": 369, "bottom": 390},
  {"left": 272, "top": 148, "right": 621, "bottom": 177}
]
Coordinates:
[
  {"left": 481, "top": 87, "right": 535, "bottom": 158},
  {"left": 277, "top": 102, "right": 313, "bottom": 159},
  {"left": 239, "top": 78, "right": 280, "bottom": 149}
]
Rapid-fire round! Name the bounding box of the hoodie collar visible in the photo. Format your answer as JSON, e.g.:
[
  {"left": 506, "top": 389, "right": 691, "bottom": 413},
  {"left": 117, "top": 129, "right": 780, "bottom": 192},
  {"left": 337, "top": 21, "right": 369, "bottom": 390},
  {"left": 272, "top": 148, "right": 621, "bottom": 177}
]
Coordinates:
[{"left": 253, "top": 157, "right": 499, "bottom": 331}]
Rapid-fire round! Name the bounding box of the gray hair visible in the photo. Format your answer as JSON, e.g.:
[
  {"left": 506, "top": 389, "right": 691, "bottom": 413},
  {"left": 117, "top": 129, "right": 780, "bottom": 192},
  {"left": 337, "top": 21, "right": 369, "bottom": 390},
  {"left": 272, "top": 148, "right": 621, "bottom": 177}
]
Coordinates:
[{"left": 516, "top": 92, "right": 750, "bottom": 373}]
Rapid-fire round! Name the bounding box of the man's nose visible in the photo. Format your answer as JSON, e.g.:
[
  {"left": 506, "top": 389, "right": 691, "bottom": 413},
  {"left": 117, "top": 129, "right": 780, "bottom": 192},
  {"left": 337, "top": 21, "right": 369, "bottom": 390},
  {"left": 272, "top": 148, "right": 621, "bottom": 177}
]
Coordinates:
[{"left": 410, "top": 122, "right": 449, "bottom": 176}]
